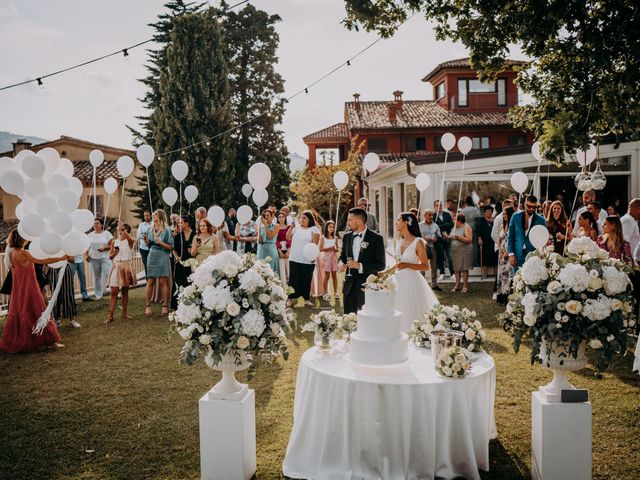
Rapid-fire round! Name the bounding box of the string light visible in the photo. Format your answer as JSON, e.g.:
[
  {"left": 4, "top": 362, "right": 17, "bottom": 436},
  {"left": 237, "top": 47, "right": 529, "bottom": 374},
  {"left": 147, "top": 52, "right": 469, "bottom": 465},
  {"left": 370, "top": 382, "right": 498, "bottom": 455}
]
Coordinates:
[
  {"left": 205, "top": 140, "right": 211, "bottom": 146},
  {"left": 181, "top": 150, "right": 186, "bottom": 155},
  {"left": 304, "top": 88, "right": 308, "bottom": 94},
  {"left": 347, "top": 60, "right": 351, "bottom": 66},
  {"left": 122, "top": 48, "right": 129, "bottom": 59},
  {"left": 37, "top": 78, "right": 44, "bottom": 89}
]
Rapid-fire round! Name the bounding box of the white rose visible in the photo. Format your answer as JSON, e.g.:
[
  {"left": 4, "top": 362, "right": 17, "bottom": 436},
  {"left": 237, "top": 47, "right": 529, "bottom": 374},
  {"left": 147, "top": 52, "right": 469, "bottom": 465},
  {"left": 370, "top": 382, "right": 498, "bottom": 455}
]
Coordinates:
[
  {"left": 226, "top": 302, "right": 241, "bottom": 317},
  {"left": 589, "top": 339, "right": 603, "bottom": 349},
  {"left": 589, "top": 269, "right": 599, "bottom": 278},
  {"left": 223, "top": 264, "right": 239, "bottom": 277},
  {"left": 565, "top": 300, "right": 583, "bottom": 315},
  {"left": 179, "top": 328, "right": 191, "bottom": 340},
  {"left": 442, "top": 366, "right": 453, "bottom": 376},
  {"left": 609, "top": 299, "right": 623, "bottom": 311},
  {"left": 258, "top": 293, "right": 270, "bottom": 304},
  {"left": 436, "top": 313, "right": 447, "bottom": 324},
  {"left": 464, "top": 329, "right": 476, "bottom": 340},
  {"left": 199, "top": 334, "right": 212, "bottom": 345},
  {"left": 588, "top": 277, "right": 603, "bottom": 291},
  {"left": 523, "top": 314, "right": 537, "bottom": 326},
  {"left": 547, "top": 281, "right": 563, "bottom": 294},
  {"left": 236, "top": 336, "right": 250, "bottom": 349},
  {"left": 258, "top": 338, "right": 267, "bottom": 348},
  {"left": 474, "top": 320, "right": 482, "bottom": 330}
]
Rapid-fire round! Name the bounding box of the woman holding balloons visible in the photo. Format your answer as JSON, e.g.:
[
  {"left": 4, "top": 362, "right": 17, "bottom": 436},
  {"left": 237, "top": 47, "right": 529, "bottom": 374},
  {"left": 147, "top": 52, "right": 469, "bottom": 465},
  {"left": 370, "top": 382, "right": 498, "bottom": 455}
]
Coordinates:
[
  {"left": 144, "top": 209, "right": 174, "bottom": 316},
  {"left": 286, "top": 211, "right": 320, "bottom": 308},
  {"left": 257, "top": 209, "right": 280, "bottom": 274}
]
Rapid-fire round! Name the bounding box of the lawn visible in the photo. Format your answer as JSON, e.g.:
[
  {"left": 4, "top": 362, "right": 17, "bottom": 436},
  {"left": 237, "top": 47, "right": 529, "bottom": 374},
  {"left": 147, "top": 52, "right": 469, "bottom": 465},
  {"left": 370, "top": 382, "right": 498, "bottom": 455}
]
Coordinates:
[{"left": 1, "top": 284, "right": 638, "bottom": 479}]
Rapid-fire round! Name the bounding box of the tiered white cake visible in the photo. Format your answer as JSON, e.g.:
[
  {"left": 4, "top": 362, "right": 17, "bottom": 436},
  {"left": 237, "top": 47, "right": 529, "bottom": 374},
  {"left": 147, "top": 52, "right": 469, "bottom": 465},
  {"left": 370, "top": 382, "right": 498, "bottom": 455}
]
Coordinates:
[{"left": 349, "top": 289, "right": 409, "bottom": 365}]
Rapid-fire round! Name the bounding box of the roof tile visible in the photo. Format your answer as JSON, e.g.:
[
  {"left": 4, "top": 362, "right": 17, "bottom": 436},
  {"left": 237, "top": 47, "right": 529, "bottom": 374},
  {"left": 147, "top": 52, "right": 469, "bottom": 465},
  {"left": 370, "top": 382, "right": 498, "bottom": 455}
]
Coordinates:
[{"left": 303, "top": 123, "right": 349, "bottom": 143}]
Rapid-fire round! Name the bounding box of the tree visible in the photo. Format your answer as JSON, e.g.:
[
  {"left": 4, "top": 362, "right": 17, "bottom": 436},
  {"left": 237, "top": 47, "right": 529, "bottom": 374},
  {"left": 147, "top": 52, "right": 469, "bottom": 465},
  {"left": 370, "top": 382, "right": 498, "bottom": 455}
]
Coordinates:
[
  {"left": 151, "top": 11, "right": 236, "bottom": 209},
  {"left": 343, "top": 0, "right": 640, "bottom": 160}
]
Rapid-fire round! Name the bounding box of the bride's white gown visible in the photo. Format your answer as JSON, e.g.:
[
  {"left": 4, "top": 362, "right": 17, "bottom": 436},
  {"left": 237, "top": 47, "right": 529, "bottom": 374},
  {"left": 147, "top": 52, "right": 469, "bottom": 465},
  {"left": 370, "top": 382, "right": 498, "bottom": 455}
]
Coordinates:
[{"left": 394, "top": 237, "right": 439, "bottom": 332}]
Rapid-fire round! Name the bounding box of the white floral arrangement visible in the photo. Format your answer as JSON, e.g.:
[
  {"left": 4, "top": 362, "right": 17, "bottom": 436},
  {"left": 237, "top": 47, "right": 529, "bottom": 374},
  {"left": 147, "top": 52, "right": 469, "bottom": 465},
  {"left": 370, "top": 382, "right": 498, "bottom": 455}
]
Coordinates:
[
  {"left": 410, "top": 304, "right": 486, "bottom": 352},
  {"left": 170, "top": 251, "right": 295, "bottom": 379},
  {"left": 435, "top": 345, "right": 472, "bottom": 378},
  {"left": 362, "top": 272, "right": 398, "bottom": 292},
  {"left": 500, "top": 237, "right": 634, "bottom": 374},
  {"left": 301, "top": 310, "right": 357, "bottom": 346}
]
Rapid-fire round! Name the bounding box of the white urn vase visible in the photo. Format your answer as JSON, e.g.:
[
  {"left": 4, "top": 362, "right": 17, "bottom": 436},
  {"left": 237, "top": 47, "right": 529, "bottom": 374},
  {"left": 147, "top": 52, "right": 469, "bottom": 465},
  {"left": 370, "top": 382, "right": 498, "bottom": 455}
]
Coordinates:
[
  {"left": 209, "top": 350, "right": 252, "bottom": 400},
  {"left": 539, "top": 339, "right": 587, "bottom": 402}
]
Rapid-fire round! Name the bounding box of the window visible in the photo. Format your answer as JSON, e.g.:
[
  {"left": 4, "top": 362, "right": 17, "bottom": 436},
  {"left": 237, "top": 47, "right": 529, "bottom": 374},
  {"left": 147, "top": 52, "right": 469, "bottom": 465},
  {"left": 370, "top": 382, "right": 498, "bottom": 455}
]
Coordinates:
[
  {"left": 406, "top": 137, "right": 426, "bottom": 152},
  {"left": 436, "top": 82, "right": 445, "bottom": 99},
  {"left": 457, "top": 79, "right": 468, "bottom": 107},
  {"left": 472, "top": 137, "right": 490, "bottom": 149},
  {"left": 87, "top": 195, "right": 104, "bottom": 217},
  {"left": 468, "top": 79, "right": 496, "bottom": 93},
  {"left": 317, "top": 148, "right": 339, "bottom": 166},
  {"left": 497, "top": 79, "right": 507, "bottom": 106},
  {"left": 508, "top": 135, "right": 527, "bottom": 146},
  {"left": 367, "top": 138, "right": 387, "bottom": 154},
  {"left": 434, "top": 135, "right": 444, "bottom": 151}
]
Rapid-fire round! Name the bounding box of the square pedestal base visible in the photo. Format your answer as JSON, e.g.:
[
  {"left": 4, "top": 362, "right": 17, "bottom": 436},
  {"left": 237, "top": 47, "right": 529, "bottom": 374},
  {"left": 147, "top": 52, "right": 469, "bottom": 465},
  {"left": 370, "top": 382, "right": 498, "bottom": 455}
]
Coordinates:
[
  {"left": 531, "top": 391, "right": 591, "bottom": 480},
  {"left": 199, "top": 389, "right": 256, "bottom": 480}
]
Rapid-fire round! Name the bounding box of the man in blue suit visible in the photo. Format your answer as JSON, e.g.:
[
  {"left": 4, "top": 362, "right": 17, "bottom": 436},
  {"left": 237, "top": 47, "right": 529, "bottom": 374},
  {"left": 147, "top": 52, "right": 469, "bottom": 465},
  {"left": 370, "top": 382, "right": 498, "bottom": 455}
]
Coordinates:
[{"left": 507, "top": 195, "right": 547, "bottom": 270}]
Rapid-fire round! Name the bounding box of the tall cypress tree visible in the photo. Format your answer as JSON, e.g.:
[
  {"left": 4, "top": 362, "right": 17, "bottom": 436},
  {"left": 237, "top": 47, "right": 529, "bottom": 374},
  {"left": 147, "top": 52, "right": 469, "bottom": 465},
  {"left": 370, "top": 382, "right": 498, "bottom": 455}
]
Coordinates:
[{"left": 151, "top": 11, "right": 236, "bottom": 209}]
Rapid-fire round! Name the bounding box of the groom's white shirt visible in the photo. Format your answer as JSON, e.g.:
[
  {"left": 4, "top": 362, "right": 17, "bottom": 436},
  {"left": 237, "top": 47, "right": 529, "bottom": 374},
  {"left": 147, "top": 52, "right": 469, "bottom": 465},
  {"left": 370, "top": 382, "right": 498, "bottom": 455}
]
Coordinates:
[{"left": 351, "top": 227, "right": 367, "bottom": 273}]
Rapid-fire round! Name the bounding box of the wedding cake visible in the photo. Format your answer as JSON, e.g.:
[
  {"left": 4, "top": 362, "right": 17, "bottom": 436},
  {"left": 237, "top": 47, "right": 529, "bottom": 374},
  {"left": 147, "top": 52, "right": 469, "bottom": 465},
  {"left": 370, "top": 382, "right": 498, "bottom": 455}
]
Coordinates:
[{"left": 350, "top": 289, "right": 409, "bottom": 365}]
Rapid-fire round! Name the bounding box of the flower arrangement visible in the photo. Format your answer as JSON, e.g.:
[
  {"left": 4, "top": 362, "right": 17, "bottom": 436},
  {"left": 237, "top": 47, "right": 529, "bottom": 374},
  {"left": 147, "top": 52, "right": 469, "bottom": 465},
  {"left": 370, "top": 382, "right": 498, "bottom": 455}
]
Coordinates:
[
  {"left": 499, "top": 237, "right": 634, "bottom": 374},
  {"left": 362, "top": 272, "right": 397, "bottom": 291},
  {"left": 435, "top": 346, "right": 472, "bottom": 378},
  {"left": 410, "top": 304, "right": 486, "bottom": 352},
  {"left": 170, "top": 251, "right": 295, "bottom": 379},
  {"left": 301, "top": 310, "right": 357, "bottom": 348}
]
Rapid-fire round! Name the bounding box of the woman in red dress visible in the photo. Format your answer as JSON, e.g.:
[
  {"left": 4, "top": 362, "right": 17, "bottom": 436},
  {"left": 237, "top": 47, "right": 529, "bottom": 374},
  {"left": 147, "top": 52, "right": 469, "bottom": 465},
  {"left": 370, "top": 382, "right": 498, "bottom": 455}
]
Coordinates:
[{"left": 0, "top": 229, "right": 73, "bottom": 353}]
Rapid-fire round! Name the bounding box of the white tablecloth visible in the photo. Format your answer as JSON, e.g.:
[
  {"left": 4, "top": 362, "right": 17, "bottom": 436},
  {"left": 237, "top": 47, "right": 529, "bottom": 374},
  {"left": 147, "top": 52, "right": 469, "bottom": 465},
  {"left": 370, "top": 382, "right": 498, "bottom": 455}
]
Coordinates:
[
  {"left": 283, "top": 345, "right": 496, "bottom": 480},
  {"left": 634, "top": 335, "right": 640, "bottom": 374}
]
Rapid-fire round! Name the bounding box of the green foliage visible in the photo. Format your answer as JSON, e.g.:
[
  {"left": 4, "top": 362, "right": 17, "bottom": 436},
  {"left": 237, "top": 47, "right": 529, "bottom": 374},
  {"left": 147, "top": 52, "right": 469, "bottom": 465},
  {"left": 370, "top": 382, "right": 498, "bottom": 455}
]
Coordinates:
[{"left": 343, "top": 0, "right": 640, "bottom": 161}]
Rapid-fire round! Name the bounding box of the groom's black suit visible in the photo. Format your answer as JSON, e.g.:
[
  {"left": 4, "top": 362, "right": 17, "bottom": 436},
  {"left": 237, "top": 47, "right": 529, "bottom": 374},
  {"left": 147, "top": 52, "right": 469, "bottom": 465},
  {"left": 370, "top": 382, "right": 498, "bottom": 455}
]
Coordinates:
[{"left": 340, "top": 228, "right": 386, "bottom": 314}]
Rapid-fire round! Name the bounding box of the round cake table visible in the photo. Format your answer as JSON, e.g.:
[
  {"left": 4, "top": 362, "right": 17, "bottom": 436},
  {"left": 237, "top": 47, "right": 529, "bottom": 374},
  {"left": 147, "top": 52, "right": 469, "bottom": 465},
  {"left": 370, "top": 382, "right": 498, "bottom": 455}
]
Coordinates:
[{"left": 282, "top": 345, "right": 497, "bottom": 480}]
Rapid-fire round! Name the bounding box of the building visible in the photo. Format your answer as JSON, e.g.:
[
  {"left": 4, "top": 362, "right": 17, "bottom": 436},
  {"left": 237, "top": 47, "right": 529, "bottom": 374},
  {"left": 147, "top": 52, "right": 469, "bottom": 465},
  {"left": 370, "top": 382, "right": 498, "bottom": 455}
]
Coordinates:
[
  {"left": 0, "top": 136, "right": 142, "bottom": 235},
  {"left": 303, "top": 57, "right": 534, "bottom": 169}
]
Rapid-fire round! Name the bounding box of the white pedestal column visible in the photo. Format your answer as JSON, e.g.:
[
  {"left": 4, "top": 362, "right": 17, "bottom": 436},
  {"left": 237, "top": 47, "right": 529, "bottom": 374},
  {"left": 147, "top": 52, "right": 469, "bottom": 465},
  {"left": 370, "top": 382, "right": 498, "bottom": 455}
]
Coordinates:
[
  {"left": 531, "top": 391, "right": 591, "bottom": 480},
  {"left": 199, "top": 388, "right": 256, "bottom": 480}
]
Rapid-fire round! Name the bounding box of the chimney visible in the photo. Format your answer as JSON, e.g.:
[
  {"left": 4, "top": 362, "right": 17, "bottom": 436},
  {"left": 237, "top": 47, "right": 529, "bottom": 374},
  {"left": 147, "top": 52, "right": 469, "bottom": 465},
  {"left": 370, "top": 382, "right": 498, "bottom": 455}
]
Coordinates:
[
  {"left": 388, "top": 104, "right": 397, "bottom": 123},
  {"left": 393, "top": 90, "right": 404, "bottom": 109},
  {"left": 353, "top": 93, "right": 361, "bottom": 111},
  {"left": 12, "top": 138, "right": 32, "bottom": 156}
]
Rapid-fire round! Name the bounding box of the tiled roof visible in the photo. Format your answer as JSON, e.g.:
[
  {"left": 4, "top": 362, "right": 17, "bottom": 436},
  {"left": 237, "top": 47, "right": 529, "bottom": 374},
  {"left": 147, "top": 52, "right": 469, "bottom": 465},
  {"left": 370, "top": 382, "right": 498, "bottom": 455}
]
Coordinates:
[
  {"left": 303, "top": 123, "right": 349, "bottom": 143},
  {"left": 0, "top": 135, "right": 135, "bottom": 158},
  {"left": 345, "top": 101, "right": 513, "bottom": 130},
  {"left": 422, "top": 57, "right": 528, "bottom": 82},
  {"left": 358, "top": 152, "right": 436, "bottom": 164},
  {"left": 73, "top": 160, "right": 121, "bottom": 185}
]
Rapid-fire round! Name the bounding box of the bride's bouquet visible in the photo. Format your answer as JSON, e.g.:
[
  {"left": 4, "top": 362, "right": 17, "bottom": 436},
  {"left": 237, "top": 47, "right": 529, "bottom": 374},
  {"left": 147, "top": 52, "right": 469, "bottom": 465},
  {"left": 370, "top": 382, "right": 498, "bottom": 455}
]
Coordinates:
[{"left": 410, "top": 304, "right": 486, "bottom": 352}]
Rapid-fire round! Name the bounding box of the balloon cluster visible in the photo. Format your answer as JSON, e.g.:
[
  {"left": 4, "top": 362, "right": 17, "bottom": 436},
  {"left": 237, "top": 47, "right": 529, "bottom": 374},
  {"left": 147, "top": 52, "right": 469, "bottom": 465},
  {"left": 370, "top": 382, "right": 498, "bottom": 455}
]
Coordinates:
[{"left": 0, "top": 148, "right": 95, "bottom": 265}]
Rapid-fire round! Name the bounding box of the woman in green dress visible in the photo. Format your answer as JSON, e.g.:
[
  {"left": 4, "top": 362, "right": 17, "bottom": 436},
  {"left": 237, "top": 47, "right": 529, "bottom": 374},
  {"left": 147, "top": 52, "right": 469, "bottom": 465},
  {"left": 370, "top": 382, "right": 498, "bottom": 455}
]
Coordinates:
[
  {"left": 144, "top": 209, "right": 174, "bottom": 316},
  {"left": 257, "top": 209, "right": 280, "bottom": 274}
]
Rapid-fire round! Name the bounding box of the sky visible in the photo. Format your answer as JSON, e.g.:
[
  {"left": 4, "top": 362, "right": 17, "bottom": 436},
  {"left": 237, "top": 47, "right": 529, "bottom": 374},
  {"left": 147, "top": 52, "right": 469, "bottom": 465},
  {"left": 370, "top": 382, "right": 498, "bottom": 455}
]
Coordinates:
[{"left": 0, "top": 0, "right": 489, "bottom": 158}]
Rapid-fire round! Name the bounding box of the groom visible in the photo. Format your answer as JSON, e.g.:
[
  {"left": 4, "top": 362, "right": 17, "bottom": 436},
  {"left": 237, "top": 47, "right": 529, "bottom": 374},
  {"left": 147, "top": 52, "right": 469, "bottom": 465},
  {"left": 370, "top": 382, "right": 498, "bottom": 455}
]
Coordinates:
[{"left": 339, "top": 208, "right": 386, "bottom": 314}]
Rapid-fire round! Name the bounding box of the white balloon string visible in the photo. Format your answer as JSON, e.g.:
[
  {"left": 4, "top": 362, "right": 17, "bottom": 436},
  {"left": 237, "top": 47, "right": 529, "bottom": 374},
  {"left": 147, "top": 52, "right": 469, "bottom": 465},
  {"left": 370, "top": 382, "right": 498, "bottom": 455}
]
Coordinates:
[
  {"left": 179, "top": 182, "right": 183, "bottom": 225},
  {"left": 33, "top": 262, "right": 67, "bottom": 335},
  {"left": 456, "top": 154, "right": 466, "bottom": 212},
  {"left": 545, "top": 162, "right": 551, "bottom": 201},
  {"left": 104, "top": 194, "right": 112, "bottom": 227},
  {"left": 146, "top": 167, "right": 153, "bottom": 212},
  {"left": 439, "top": 150, "right": 449, "bottom": 206},
  {"left": 118, "top": 177, "right": 126, "bottom": 225},
  {"left": 335, "top": 189, "right": 342, "bottom": 228},
  {"left": 92, "top": 168, "right": 97, "bottom": 217}
]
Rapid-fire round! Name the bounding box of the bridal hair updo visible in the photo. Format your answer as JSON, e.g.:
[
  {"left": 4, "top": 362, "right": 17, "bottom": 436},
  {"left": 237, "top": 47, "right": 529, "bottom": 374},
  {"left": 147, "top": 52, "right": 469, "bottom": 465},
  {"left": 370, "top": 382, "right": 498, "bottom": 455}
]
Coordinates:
[{"left": 399, "top": 212, "right": 422, "bottom": 238}]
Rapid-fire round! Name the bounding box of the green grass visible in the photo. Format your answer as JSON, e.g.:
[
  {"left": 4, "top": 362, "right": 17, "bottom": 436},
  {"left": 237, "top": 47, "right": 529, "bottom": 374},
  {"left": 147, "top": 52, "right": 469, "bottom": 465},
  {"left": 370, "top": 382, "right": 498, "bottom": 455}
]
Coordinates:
[{"left": 1, "top": 284, "right": 638, "bottom": 479}]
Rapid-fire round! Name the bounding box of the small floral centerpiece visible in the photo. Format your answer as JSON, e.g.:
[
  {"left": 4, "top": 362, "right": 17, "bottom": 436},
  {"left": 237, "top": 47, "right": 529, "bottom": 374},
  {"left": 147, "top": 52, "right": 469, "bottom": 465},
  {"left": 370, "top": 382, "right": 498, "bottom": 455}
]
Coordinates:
[
  {"left": 500, "top": 237, "right": 634, "bottom": 378},
  {"left": 410, "top": 304, "right": 486, "bottom": 352},
  {"left": 341, "top": 312, "right": 358, "bottom": 340},
  {"left": 170, "top": 251, "right": 295, "bottom": 391},
  {"left": 362, "top": 272, "right": 397, "bottom": 291},
  {"left": 302, "top": 310, "right": 357, "bottom": 349},
  {"left": 435, "top": 346, "right": 472, "bottom": 378}
]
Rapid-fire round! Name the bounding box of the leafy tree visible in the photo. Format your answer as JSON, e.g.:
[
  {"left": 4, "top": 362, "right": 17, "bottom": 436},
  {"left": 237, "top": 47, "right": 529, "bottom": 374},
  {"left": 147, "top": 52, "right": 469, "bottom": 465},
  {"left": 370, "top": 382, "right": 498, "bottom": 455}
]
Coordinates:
[{"left": 343, "top": 0, "right": 640, "bottom": 160}]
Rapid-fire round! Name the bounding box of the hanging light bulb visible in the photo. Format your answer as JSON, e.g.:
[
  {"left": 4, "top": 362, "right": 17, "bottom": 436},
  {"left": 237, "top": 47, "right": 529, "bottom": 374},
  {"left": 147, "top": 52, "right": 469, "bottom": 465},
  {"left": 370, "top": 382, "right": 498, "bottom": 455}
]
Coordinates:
[
  {"left": 37, "top": 78, "right": 44, "bottom": 89},
  {"left": 122, "top": 48, "right": 129, "bottom": 60}
]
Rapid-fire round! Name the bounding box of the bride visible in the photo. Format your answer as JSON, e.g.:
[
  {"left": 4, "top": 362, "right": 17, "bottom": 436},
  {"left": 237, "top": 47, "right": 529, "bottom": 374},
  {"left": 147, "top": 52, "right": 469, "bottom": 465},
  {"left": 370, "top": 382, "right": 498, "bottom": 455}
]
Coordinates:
[{"left": 387, "top": 212, "right": 439, "bottom": 332}]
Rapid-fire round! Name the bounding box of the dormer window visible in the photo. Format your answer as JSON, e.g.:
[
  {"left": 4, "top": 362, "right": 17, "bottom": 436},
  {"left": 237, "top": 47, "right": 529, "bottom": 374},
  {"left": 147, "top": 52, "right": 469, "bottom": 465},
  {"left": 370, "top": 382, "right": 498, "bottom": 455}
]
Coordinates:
[
  {"left": 457, "top": 78, "right": 508, "bottom": 107},
  {"left": 436, "top": 82, "right": 445, "bottom": 100}
]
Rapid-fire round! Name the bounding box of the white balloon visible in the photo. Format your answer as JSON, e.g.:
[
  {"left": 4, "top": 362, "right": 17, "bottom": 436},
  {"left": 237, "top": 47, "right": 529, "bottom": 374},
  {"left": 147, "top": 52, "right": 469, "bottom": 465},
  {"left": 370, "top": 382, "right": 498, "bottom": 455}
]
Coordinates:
[
  {"left": 531, "top": 142, "right": 542, "bottom": 163},
  {"left": 72, "top": 209, "right": 95, "bottom": 233},
  {"left": 104, "top": 177, "right": 118, "bottom": 195},
  {"left": 29, "top": 239, "right": 48, "bottom": 260},
  {"left": 207, "top": 206, "right": 225, "bottom": 227},
  {"left": 247, "top": 162, "right": 271, "bottom": 190},
  {"left": 252, "top": 189, "right": 268, "bottom": 207},
  {"left": 68, "top": 177, "right": 84, "bottom": 197},
  {"left": 171, "top": 160, "right": 188, "bottom": 182},
  {"left": 585, "top": 144, "right": 597, "bottom": 164},
  {"left": 21, "top": 154, "right": 46, "bottom": 179},
  {"left": 441, "top": 132, "right": 456, "bottom": 152},
  {"left": 37, "top": 147, "right": 61, "bottom": 177},
  {"left": 415, "top": 173, "right": 431, "bottom": 192},
  {"left": 0, "top": 170, "right": 26, "bottom": 196},
  {"left": 89, "top": 149, "right": 104, "bottom": 168},
  {"left": 18, "top": 222, "right": 37, "bottom": 242},
  {"left": 236, "top": 205, "right": 253, "bottom": 225},
  {"left": 36, "top": 195, "right": 59, "bottom": 219},
  {"left": 51, "top": 211, "right": 74, "bottom": 236},
  {"left": 162, "top": 187, "right": 178, "bottom": 206},
  {"left": 63, "top": 232, "right": 87, "bottom": 256},
  {"left": 24, "top": 178, "right": 48, "bottom": 199},
  {"left": 15, "top": 202, "right": 26, "bottom": 220},
  {"left": 40, "top": 232, "right": 63, "bottom": 255},
  {"left": 333, "top": 170, "right": 349, "bottom": 190},
  {"left": 16, "top": 200, "right": 36, "bottom": 220},
  {"left": 241, "top": 183, "right": 253, "bottom": 198},
  {"left": 510, "top": 172, "right": 529, "bottom": 194},
  {"left": 117, "top": 155, "right": 135, "bottom": 178},
  {"left": 363, "top": 153, "right": 380, "bottom": 173},
  {"left": 184, "top": 185, "right": 199, "bottom": 203},
  {"left": 303, "top": 242, "right": 320, "bottom": 262},
  {"left": 577, "top": 145, "right": 597, "bottom": 166},
  {"left": 457, "top": 136, "right": 473, "bottom": 155},
  {"left": 136, "top": 144, "right": 155, "bottom": 167},
  {"left": 55, "top": 158, "right": 74, "bottom": 177},
  {"left": 0, "top": 156, "right": 16, "bottom": 176},
  {"left": 13, "top": 149, "right": 34, "bottom": 170},
  {"left": 57, "top": 189, "right": 80, "bottom": 213},
  {"left": 529, "top": 225, "right": 550, "bottom": 249},
  {"left": 21, "top": 214, "right": 46, "bottom": 237},
  {"left": 47, "top": 173, "right": 69, "bottom": 194}
]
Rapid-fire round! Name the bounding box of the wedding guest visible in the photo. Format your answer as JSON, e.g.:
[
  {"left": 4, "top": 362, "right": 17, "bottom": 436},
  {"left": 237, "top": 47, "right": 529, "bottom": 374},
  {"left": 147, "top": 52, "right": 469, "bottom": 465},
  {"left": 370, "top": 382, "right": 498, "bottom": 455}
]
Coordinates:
[
  {"left": 281, "top": 206, "right": 294, "bottom": 226},
  {"left": 419, "top": 209, "right": 442, "bottom": 291},
  {"left": 136, "top": 210, "right": 153, "bottom": 278},
  {"left": 542, "top": 200, "right": 553, "bottom": 219},
  {"left": 236, "top": 217, "right": 257, "bottom": 255},
  {"left": 546, "top": 201, "right": 572, "bottom": 254},
  {"left": 195, "top": 207, "right": 207, "bottom": 223},
  {"left": 496, "top": 207, "right": 515, "bottom": 305},
  {"left": 476, "top": 206, "right": 498, "bottom": 280},
  {"left": 620, "top": 198, "right": 640, "bottom": 254},
  {"left": 357, "top": 197, "right": 379, "bottom": 232},
  {"left": 144, "top": 209, "right": 174, "bottom": 316},
  {"left": 434, "top": 200, "right": 454, "bottom": 280},
  {"left": 47, "top": 262, "right": 79, "bottom": 328},
  {"left": 507, "top": 195, "right": 546, "bottom": 270},
  {"left": 573, "top": 190, "right": 606, "bottom": 230},
  {"left": 287, "top": 210, "right": 320, "bottom": 307},
  {"left": 320, "top": 220, "right": 339, "bottom": 300},
  {"left": 257, "top": 209, "right": 280, "bottom": 274},
  {"left": 170, "top": 214, "right": 180, "bottom": 234},
  {"left": 172, "top": 215, "right": 195, "bottom": 309},
  {"left": 607, "top": 205, "right": 617, "bottom": 217},
  {"left": 587, "top": 201, "right": 604, "bottom": 230},
  {"left": 106, "top": 223, "right": 136, "bottom": 323},
  {"left": 86, "top": 218, "right": 113, "bottom": 301},
  {"left": 597, "top": 216, "right": 633, "bottom": 264},
  {"left": 445, "top": 214, "right": 473, "bottom": 293},
  {"left": 460, "top": 196, "right": 480, "bottom": 231},
  {"left": 0, "top": 229, "right": 72, "bottom": 353},
  {"left": 573, "top": 211, "right": 599, "bottom": 242},
  {"left": 491, "top": 199, "right": 514, "bottom": 260},
  {"left": 224, "top": 208, "right": 238, "bottom": 251},
  {"left": 68, "top": 255, "right": 91, "bottom": 302},
  {"left": 276, "top": 211, "right": 292, "bottom": 284},
  {"left": 191, "top": 218, "right": 220, "bottom": 264}
]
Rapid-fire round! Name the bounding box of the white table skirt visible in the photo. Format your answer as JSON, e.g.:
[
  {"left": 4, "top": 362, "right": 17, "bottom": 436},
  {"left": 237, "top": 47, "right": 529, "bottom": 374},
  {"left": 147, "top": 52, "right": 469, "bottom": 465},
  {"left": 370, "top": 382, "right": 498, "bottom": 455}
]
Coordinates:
[{"left": 283, "top": 345, "right": 497, "bottom": 480}]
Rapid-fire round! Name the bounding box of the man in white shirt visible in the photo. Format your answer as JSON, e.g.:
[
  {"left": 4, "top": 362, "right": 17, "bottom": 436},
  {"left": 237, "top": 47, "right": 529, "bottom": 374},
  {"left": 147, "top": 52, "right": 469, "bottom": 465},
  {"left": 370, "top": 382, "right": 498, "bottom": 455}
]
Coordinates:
[
  {"left": 621, "top": 198, "right": 640, "bottom": 254},
  {"left": 136, "top": 210, "right": 153, "bottom": 278},
  {"left": 587, "top": 201, "right": 605, "bottom": 231},
  {"left": 573, "top": 190, "right": 606, "bottom": 231}
]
